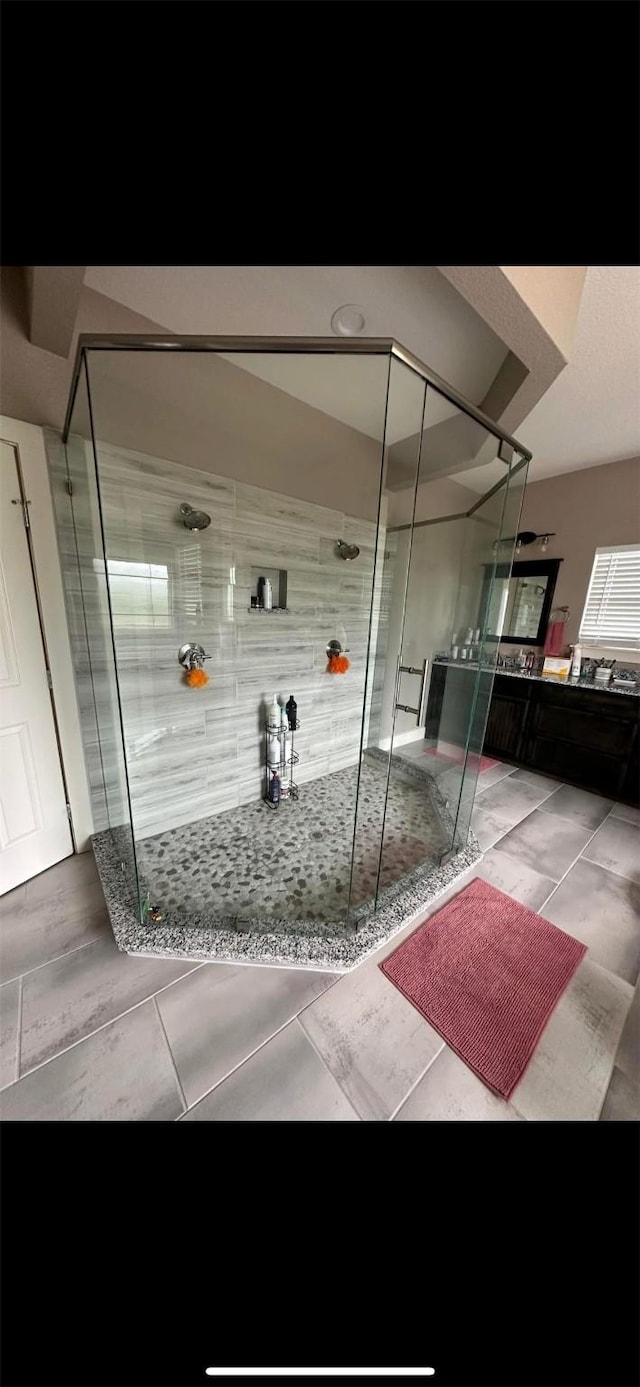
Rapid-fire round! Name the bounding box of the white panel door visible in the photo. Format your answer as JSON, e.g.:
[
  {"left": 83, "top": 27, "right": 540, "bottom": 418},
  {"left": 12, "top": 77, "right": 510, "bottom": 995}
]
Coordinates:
[{"left": 0, "top": 441, "right": 72, "bottom": 893}]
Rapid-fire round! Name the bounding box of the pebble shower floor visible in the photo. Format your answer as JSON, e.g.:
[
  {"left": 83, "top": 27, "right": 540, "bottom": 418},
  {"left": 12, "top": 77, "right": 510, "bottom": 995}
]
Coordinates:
[{"left": 136, "top": 754, "right": 450, "bottom": 932}]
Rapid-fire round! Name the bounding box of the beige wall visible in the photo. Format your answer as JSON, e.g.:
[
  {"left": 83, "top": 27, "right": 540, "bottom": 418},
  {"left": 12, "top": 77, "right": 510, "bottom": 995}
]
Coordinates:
[
  {"left": 501, "top": 267, "right": 587, "bottom": 359},
  {"left": 518, "top": 454, "right": 640, "bottom": 653},
  {"left": 0, "top": 267, "right": 170, "bottom": 430},
  {"left": 387, "top": 475, "right": 476, "bottom": 527}
]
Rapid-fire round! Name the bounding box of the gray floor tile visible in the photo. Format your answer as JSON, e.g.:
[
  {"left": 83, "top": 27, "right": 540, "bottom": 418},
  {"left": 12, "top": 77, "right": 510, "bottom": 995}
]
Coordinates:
[
  {"left": 474, "top": 762, "right": 517, "bottom": 790},
  {"left": 497, "top": 809, "right": 592, "bottom": 882},
  {"left": 0, "top": 980, "right": 19, "bottom": 1089},
  {"left": 509, "top": 768, "right": 562, "bottom": 791},
  {"left": 583, "top": 817, "right": 640, "bottom": 884},
  {"left": 157, "top": 961, "right": 334, "bottom": 1107},
  {"left": 600, "top": 1066, "right": 640, "bottom": 1121},
  {"left": 470, "top": 806, "right": 513, "bottom": 852},
  {"left": 615, "top": 984, "right": 639, "bottom": 1083},
  {"left": 541, "top": 859, "right": 640, "bottom": 986},
  {"left": 537, "top": 784, "right": 614, "bottom": 830},
  {"left": 394, "top": 1046, "right": 523, "bottom": 1121},
  {"left": 510, "top": 958, "right": 632, "bottom": 1122},
  {"left": 474, "top": 775, "right": 559, "bottom": 821},
  {"left": 471, "top": 783, "right": 559, "bottom": 855},
  {"left": 0, "top": 881, "right": 111, "bottom": 984},
  {"left": 611, "top": 803, "right": 640, "bottom": 827},
  {"left": 476, "top": 849, "right": 556, "bottom": 911},
  {"left": 182, "top": 1019, "right": 358, "bottom": 1121},
  {"left": 299, "top": 958, "right": 444, "bottom": 1120},
  {"left": 0, "top": 1000, "right": 183, "bottom": 1121},
  {"left": 25, "top": 852, "right": 99, "bottom": 903},
  {"left": 20, "top": 938, "right": 199, "bottom": 1074},
  {"left": 0, "top": 884, "right": 26, "bottom": 917}
]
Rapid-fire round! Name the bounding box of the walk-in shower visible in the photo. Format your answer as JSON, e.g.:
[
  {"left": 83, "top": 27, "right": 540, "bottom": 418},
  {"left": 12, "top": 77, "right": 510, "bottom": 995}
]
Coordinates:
[{"left": 49, "top": 336, "right": 530, "bottom": 969}]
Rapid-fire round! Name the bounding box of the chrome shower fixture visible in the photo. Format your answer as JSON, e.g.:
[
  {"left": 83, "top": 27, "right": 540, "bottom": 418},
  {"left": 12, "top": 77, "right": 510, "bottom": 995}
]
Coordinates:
[
  {"left": 336, "top": 539, "right": 360, "bottom": 561},
  {"left": 179, "top": 502, "right": 212, "bottom": 531}
]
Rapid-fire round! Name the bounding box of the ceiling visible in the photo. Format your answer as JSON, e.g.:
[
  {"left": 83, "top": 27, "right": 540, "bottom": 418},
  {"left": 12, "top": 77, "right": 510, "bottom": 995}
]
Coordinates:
[
  {"left": 84, "top": 265, "right": 640, "bottom": 486},
  {"left": 83, "top": 265, "right": 508, "bottom": 425},
  {"left": 518, "top": 265, "right": 640, "bottom": 481}
]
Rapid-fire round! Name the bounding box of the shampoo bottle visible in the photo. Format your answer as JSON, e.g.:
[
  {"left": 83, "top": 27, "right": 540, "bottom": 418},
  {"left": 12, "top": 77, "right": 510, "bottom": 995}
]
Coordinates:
[
  {"left": 286, "top": 694, "right": 297, "bottom": 730},
  {"left": 268, "top": 695, "right": 280, "bottom": 731},
  {"left": 263, "top": 577, "right": 273, "bottom": 610},
  {"left": 570, "top": 643, "right": 582, "bottom": 679}
]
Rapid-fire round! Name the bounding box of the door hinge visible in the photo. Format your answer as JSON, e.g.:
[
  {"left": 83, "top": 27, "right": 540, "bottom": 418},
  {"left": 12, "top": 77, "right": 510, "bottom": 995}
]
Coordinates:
[
  {"left": 66, "top": 803, "right": 73, "bottom": 823},
  {"left": 46, "top": 668, "right": 53, "bottom": 690},
  {"left": 66, "top": 478, "right": 73, "bottom": 496},
  {"left": 11, "top": 498, "right": 31, "bottom": 528}
]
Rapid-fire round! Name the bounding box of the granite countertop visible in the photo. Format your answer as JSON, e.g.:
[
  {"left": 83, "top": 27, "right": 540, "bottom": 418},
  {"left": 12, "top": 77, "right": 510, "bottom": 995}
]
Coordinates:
[{"left": 433, "top": 656, "right": 640, "bottom": 698}]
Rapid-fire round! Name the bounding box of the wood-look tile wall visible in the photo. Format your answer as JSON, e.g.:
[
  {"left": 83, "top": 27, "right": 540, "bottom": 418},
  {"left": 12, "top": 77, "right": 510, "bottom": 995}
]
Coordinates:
[{"left": 47, "top": 432, "right": 395, "bottom": 840}]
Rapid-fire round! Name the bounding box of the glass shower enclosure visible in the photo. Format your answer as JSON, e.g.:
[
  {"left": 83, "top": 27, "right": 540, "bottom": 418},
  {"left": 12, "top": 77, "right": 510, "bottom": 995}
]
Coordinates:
[{"left": 53, "top": 336, "right": 530, "bottom": 967}]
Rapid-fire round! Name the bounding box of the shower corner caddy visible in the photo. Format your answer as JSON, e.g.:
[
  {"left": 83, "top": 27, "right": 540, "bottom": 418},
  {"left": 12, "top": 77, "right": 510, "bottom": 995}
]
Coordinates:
[{"left": 264, "top": 718, "right": 300, "bottom": 809}]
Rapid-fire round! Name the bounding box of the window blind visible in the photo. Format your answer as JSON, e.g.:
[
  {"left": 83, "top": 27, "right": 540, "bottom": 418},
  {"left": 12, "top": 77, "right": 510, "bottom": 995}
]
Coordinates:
[{"left": 578, "top": 544, "right": 640, "bottom": 648}]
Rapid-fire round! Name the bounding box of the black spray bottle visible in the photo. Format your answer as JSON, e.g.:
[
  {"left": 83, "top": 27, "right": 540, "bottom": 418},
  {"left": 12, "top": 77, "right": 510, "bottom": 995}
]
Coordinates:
[{"left": 285, "top": 694, "right": 297, "bottom": 730}]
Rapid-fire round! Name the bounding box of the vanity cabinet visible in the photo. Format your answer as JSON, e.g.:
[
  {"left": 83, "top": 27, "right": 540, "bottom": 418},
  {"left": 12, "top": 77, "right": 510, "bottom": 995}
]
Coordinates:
[{"left": 425, "top": 664, "right": 640, "bottom": 805}]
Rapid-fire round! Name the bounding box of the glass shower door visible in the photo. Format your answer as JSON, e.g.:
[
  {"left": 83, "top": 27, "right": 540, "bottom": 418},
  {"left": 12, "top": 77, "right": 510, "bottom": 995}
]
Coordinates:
[{"left": 375, "top": 387, "right": 528, "bottom": 901}]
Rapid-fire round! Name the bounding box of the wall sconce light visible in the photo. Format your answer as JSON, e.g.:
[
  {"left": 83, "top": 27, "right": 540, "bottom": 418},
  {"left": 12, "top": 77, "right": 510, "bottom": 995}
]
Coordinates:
[{"left": 495, "top": 530, "right": 556, "bottom": 554}]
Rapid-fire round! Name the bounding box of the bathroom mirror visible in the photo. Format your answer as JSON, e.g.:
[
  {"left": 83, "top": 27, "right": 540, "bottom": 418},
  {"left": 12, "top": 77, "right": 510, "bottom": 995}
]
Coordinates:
[{"left": 482, "top": 558, "right": 561, "bottom": 645}]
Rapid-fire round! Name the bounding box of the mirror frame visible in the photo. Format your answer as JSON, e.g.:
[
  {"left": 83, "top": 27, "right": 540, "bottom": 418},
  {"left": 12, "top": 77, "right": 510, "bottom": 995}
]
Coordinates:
[{"left": 482, "top": 557, "right": 562, "bottom": 646}]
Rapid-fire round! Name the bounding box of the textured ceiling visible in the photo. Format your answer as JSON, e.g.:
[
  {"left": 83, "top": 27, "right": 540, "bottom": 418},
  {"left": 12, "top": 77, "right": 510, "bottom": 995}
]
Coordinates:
[
  {"left": 82, "top": 264, "right": 640, "bottom": 482},
  {"left": 520, "top": 266, "right": 640, "bottom": 480},
  {"left": 83, "top": 265, "right": 508, "bottom": 417}
]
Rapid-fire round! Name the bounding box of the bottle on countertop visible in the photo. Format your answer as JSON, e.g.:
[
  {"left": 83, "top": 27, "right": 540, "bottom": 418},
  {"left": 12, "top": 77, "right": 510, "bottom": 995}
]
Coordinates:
[
  {"left": 285, "top": 694, "right": 297, "bottom": 730},
  {"left": 570, "top": 643, "right": 582, "bottom": 679},
  {"left": 450, "top": 632, "right": 459, "bottom": 660},
  {"left": 517, "top": 648, "right": 527, "bottom": 669}
]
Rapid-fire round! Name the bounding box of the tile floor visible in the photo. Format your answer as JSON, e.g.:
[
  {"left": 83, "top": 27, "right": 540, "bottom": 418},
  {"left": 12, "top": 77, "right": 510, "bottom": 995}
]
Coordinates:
[{"left": 0, "top": 762, "right": 638, "bottom": 1121}]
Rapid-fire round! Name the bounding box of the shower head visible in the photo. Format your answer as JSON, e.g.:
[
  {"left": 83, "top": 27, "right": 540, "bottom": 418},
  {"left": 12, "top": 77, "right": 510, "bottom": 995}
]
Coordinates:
[
  {"left": 179, "top": 503, "right": 211, "bottom": 531},
  {"left": 336, "top": 539, "right": 360, "bottom": 561}
]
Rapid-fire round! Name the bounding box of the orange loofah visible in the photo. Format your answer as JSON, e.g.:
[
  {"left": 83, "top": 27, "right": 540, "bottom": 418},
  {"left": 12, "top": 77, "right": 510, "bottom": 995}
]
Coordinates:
[
  {"left": 186, "top": 668, "right": 209, "bottom": 687},
  {"left": 327, "top": 654, "right": 350, "bottom": 675}
]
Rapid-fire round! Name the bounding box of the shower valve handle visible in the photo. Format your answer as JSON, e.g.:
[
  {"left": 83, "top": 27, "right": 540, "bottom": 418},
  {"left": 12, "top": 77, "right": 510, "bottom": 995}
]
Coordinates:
[{"left": 178, "top": 642, "right": 212, "bottom": 671}]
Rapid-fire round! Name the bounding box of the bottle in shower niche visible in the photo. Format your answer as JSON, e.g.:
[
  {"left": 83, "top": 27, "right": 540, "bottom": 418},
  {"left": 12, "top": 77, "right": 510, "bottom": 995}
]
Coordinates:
[
  {"left": 263, "top": 577, "right": 273, "bottom": 610},
  {"left": 285, "top": 694, "right": 297, "bottom": 730}
]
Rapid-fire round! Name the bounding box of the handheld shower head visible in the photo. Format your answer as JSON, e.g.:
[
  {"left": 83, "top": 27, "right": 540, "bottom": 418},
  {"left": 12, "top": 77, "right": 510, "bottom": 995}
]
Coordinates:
[
  {"left": 180, "top": 503, "right": 211, "bottom": 531},
  {"left": 336, "top": 539, "right": 360, "bottom": 561}
]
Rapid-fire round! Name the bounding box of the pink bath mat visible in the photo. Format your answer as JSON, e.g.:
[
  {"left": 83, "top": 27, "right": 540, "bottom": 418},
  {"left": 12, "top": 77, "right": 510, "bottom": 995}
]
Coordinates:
[
  {"left": 380, "top": 878, "right": 587, "bottom": 1099},
  {"left": 425, "top": 741, "right": 499, "bottom": 773}
]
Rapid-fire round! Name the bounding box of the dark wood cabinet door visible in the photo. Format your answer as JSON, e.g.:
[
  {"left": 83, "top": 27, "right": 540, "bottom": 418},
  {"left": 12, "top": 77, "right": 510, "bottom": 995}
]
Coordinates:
[
  {"left": 523, "top": 688, "right": 639, "bottom": 801},
  {"left": 484, "top": 696, "right": 526, "bottom": 759}
]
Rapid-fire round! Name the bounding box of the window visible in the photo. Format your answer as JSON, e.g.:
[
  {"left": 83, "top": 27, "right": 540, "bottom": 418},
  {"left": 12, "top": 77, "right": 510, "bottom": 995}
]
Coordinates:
[
  {"left": 93, "top": 559, "right": 171, "bottom": 630},
  {"left": 579, "top": 544, "right": 640, "bottom": 649}
]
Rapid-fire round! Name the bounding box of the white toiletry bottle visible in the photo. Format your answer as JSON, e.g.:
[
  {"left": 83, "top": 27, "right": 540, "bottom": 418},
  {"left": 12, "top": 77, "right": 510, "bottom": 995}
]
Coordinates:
[
  {"left": 450, "top": 632, "right": 459, "bottom": 660},
  {"left": 268, "top": 732, "right": 281, "bottom": 768},
  {"left": 268, "top": 695, "right": 280, "bottom": 731},
  {"left": 263, "top": 577, "right": 273, "bottom": 610},
  {"left": 570, "top": 643, "right": 582, "bottom": 679}
]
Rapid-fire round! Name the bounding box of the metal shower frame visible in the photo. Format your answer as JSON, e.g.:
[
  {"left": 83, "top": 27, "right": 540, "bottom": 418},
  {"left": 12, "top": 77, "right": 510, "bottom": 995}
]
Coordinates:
[
  {"left": 62, "top": 334, "right": 532, "bottom": 927},
  {"left": 63, "top": 334, "right": 533, "bottom": 462}
]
